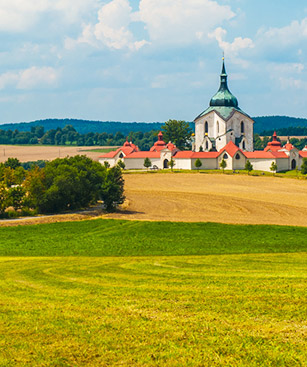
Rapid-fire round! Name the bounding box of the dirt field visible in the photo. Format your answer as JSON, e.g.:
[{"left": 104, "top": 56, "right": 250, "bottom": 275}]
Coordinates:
[
  {"left": 1, "top": 173, "right": 307, "bottom": 227},
  {"left": 106, "top": 173, "right": 307, "bottom": 226},
  {"left": 0, "top": 145, "right": 111, "bottom": 163}
]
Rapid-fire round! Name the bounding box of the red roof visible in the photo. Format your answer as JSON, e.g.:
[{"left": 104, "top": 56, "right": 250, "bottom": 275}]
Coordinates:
[
  {"left": 245, "top": 151, "right": 287, "bottom": 159},
  {"left": 264, "top": 132, "right": 282, "bottom": 152},
  {"left": 299, "top": 151, "right": 307, "bottom": 158},
  {"left": 283, "top": 143, "right": 295, "bottom": 151},
  {"left": 99, "top": 145, "right": 137, "bottom": 158},
  {"left": 174, "top": 151, "right": 218, "bottom": 159},
  {"left": 218, "top": 141, "right": 241, "bottom": 157},
  {"left": 124, "top": 151, "right": 161, "bottom": 159}
]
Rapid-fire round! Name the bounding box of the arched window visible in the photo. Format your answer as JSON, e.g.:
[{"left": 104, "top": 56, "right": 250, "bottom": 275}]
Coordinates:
[
  {"left": 223, "top": 153, "right": 228, "bottom": 159},
  {"left": 205, "top": 121, "right": 208, "bottom": 134},
  {"left": 119, "top": 153, "right": 124, "bottom": 159},
  {"left": 235, "top": 153, "right": 240, "bottom": 160},
  {"left": 241, "top": 121, "right": 245, "bottom": 134},
  {"left": 242, "top": 141, "right": 246, "bottom": 150},
  {"left": 217, "top": 121, "right": 220, "bottom": 134},
  {"left": 205, "top": 141, "right": 209, "bottom": 150}
]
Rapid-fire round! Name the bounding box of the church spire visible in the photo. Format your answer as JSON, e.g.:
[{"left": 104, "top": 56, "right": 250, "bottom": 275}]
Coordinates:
[{"left": 209, "top": 57, "right": 239, "bottom": 108}]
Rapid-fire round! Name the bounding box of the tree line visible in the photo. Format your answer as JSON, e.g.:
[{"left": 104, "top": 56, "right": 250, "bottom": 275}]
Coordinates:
[{"left": 0, "top": 156, "right": 125, "bottom": 219}]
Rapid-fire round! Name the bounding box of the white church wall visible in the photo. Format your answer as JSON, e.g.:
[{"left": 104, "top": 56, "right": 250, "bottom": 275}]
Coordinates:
[
  {"left": 248, "top": 158, "right": 274, "bottom": 172},
  {"left": 124, "top": 158, "right": 161, "bottom": 170},
  {"left": 233, "top": 153, "right": 246, "bottom": 170},
  {"left": 191, "top": 158, "right": 217, "bottom": 170},
  {"left": 276, "top": 158, "right": 290, "bottom": 172},
  {"left": 230, "top": 112, "right": 254, "bottom": 151},
  {"left": 175, "top": 159, "right": 192, "bottom": 170},
  {"left": 99, "top": 158, "right": 116, "bottom": 167}
]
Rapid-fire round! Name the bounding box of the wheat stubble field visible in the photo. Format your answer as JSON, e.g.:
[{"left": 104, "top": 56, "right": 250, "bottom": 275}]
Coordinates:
[
  {"left": 107, "top": 173, "right": 307, "bottom": 227},
  {"left": 0, "top": 145, "right": 108, "bottom": 163}
]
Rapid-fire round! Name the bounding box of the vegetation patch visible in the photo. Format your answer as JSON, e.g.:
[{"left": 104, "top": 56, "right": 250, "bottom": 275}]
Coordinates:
[
  {"left": 0, "top": 254, "right": 306, "bottom": 366},
  {"left": 1, "top": 219, "right": 307, "bottom": 257}
]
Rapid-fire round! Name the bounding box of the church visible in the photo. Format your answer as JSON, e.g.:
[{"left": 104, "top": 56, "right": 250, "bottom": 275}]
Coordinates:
[{"left": 99, "top": 59, "right": 307, "bottom": 172}]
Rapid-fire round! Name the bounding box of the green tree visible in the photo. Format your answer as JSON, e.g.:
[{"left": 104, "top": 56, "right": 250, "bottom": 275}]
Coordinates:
[
  {"left": 117, "top": 160, "right": 125, "bottom": 170},
  {"left": 101, "top": 166, "right": 125, "bottom": 212},
  {"left": 270, "top": 161, "right": 277, "bottom": 175},
  {"left": 245, "top": 160, "right": 253, "bottom": 175},
  {"left": 0, "top": 183, "right": 8, "bottom": 217},
  {"left": 7, "top": 186, "right": 26, "bottom": 211},
  {"left": 143, "top": 157, "right": 152, "bottom": 170},
  {"left": 4, "top": 157, "right": 21, "bottom": 169},
  {"left": 168, "top": 158, "right": 176, "bottom": 171},
  {"left": 162, "top": 120, "right": 193, "bottom": 150},
  {"left": 220, "top": 159, "right": 227, "bottom": 173},
  {"left": 195, "top": 158, "right": 202, "bottom": 171},
  {"left": 301, "top": 158, "right": 307, "bottom": 175}
]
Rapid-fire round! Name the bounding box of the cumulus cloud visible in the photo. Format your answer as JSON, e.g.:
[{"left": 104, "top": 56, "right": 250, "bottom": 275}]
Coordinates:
[
  {"left": 0, "top": 0, "right": 98, "bottom": 32},
  {"left": 69, "top": 0, "right": 149, "bottom": 51},
  {"left": 257, "top": 18, "right": 307, "bottom": 48},
  {"left": 209, "top": 27, "right": 254, "bottom": 56},
  {"left": 136, "top": 0, "right": 235, "bottom": 45},
  {"left": 0, "top": 67, "right": 59, "bottom": 90},
  {"left": 71, "top": 0, "right": 236, "bottom": 51}
]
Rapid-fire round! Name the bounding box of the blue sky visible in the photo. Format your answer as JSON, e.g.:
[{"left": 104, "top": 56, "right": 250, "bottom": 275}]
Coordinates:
[{"left": 0, "top": 0, "right": 306, "bottom": 124}]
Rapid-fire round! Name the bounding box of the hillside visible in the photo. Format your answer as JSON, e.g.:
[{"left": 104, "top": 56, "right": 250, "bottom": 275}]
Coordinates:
[
  {"left": 0, "top": 118, "right": 164, "bottom": 135},
  {"left": 0, "top": 115, "right": 307, "bottom": 135}
]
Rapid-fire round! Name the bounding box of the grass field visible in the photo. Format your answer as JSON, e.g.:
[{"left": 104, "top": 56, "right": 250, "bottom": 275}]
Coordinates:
[{"left": 0, "top": 253, "right": 306, "bottom": 366}]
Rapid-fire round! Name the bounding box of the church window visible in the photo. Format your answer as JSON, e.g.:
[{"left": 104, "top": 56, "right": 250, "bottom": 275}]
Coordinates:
[
  {"left": 205, "top": 141, "right": 209, "bottom": 150},
  {"left": 242, "top": 141, "right": 246, "bottom": 150},
  {"left": 235, "top": 153, "right": 240, "bottom": 160},
  {"left": 217, "top": 121, "right": 220, "bottom": 133},
  {"left": 241, "top": 121, "right": 245, "bottom": 134},
  {"left": 119, "top": 153, "right": 124, "bottom": 159},
  {"left": 205, "top": 121, "right": 208, "bottom": 133},
  {"left": 223, "top": 153, "right": 228, "bottom": 159}
]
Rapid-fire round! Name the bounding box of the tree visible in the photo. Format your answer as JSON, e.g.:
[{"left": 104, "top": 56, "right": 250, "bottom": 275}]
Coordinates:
[
  {"left": 301, "top": 158, "right": 307, "bottom": 175},
  {"left": 4, "top": 157, "right": 21, "bottom": 169},
  {"left": 220, "top": 159, "right": 227, "bottom": 173},
  {"left": 245, "top": 160, "right": 253, "bottom": 175},
  {"left": 195, "top": 158, "right": 202, "bottom": 171},
  {"left": 7, "top": 186, "right": 26, "bottom": 211},
  {"left": 168, "top": 158, "right": 176, "bottom": 171},
  {"left": 101, "top": 166, "right": 125, "bottom": 212},
  {"left": 117, "top": 160, "right": 125, "bottom": 170},
  {"left": 143, "top": 157, "right": 152, "bottom": 170},
  {"left": 162, "top": 120, "right": 193, "bottom": 150},
  {"left": 270, "top": 161, "right": 277, "bottom": 175}
]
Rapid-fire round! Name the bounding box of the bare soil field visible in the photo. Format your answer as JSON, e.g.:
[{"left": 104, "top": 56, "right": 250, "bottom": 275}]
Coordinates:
[
  {"left": 106, "top": 173, "right": 307, "bottom": 226},
  {"left": 0, "top": 145, "right": 111, "bottom": 163}
]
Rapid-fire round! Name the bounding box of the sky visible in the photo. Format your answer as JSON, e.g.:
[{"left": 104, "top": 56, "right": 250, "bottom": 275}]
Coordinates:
[{"left": 0, "top": 0, "right": 306, "bottom": 124}]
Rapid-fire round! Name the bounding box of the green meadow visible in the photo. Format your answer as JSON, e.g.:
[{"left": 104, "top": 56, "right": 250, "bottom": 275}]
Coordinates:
[{"left": 0, "top": 219, "right": 307, "bottom": 366}]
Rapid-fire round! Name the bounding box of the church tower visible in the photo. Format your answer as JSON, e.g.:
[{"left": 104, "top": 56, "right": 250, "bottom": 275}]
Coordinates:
[{"left": 194, "top": 58, "right": 254, "bottom": 152}]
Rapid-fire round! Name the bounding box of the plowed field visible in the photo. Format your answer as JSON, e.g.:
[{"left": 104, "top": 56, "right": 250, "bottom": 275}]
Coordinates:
[{"left": 107, "top": 173, "right": 307, "bottom": 226}]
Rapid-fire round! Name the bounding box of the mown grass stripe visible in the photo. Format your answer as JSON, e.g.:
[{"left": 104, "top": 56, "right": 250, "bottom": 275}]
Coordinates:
[{"left": 0, "top": 219, "right": 306, "bottom": 257}]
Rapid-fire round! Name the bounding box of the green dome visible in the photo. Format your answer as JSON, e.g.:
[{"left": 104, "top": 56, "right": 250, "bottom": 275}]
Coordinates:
[{"left": 209, "top": 60, "right": 238, "bottom": 108}]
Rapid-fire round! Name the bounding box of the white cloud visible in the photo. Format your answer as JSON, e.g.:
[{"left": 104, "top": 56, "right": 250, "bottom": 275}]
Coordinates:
[
  {"left": 71, "top": 0, "right": 149, "bottom": 51},
  {"left": 136, "top": 0, "right": 235, "bottom": 44},
  {"left": 71, "top": 0, "right": 236, "bottom": 51},
  {"left": 209, "top": 27, "right": 254, "bottom": 55},
  {"left": 256, "top": 18, "right": 307, "bottom": 49},
  {"left": 0, "top": 0, "right": 98, "bottom": 32},
  {"left": 0, "top": 67, "right": 59, "bottom": 90}
]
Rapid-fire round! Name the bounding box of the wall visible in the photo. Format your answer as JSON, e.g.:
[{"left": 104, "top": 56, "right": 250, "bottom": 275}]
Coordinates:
[{"left": 191, "top": 158, "right": 217, "bottom": 170}]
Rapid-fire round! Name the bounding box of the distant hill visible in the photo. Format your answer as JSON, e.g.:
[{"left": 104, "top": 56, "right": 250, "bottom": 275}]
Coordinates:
[
  {"left": 253, "top": 116, "right": 307, "bottom": 134},
  {"left": 0, "top": 116, "right": 307, "bottom": 135},
  {"left": 0, "top": 119, "right": 164, "bottom": 135}
]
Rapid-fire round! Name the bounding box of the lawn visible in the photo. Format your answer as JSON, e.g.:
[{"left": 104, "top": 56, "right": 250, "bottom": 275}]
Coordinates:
[
  {"left": 1, "top": 219, "right": 307, "bottom": 366},
  {"left": 0, "top": 219, "right": 307, "bottom": 256},
  {"left": 0, "top": 254, "right": 306, "bottom": 366}
]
